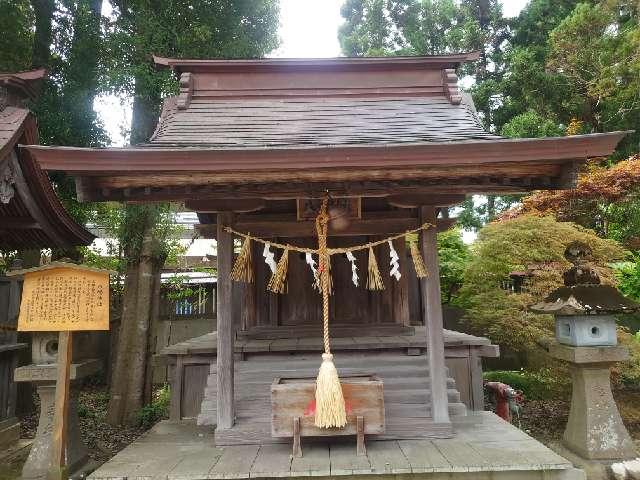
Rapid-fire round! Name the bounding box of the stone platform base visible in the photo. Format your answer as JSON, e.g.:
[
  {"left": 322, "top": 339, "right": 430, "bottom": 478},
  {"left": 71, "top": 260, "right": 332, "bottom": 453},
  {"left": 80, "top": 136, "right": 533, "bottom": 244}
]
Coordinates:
[{"left": 548, "top": 441, "right": 639, "bottom": 480}]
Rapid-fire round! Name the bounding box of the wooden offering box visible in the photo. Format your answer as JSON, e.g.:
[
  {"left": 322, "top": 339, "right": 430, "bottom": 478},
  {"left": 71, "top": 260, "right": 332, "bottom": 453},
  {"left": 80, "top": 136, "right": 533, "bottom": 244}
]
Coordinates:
[{"left": 271, "top": 374, "right": 384, "bottom": 457}]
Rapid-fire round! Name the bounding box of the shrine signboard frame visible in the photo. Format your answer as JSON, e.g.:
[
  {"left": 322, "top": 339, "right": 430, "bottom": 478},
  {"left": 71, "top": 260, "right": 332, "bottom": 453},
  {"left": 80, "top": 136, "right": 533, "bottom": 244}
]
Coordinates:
[{"left": 8, "top": 262, "right": 112, "bottom": 480}]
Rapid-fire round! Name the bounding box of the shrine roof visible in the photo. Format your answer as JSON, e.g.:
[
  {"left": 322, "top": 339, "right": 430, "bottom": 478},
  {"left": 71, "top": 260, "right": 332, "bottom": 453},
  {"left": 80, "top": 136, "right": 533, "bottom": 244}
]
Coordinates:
[
  {"left": 146, "top": 96, "right": 498, "bottom": 149},
  {"left": 0, "top": 71, "right": 94, "bottom": 249},
  {"left": 17, "top": 55, "right": 630, "bottom": 203}
]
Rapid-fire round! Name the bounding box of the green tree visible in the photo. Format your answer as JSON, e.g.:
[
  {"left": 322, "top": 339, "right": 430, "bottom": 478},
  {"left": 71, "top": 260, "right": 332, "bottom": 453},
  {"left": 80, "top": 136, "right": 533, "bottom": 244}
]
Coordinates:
[
  {"left": 0, "top": 0, "right": 34, "bottom": 71},
  {"left": 546, "top": 1, "right": 640, "bottom": 156},
  {"left": 103, "top": 0, "right": 280, "bottom": 426},
  {"left": 500, "top": 110, "right": 564, "bottom": 138},
  {"left": 437, "top": 228, "right": 470, "bottom": 303}
]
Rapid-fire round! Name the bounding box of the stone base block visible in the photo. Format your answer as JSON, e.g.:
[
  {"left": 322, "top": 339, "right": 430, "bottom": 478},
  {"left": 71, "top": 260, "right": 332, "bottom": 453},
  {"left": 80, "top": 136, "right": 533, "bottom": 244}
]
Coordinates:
[
  {"left": 548, "top": 441, "right": 637, "bottom": 480},
  {"left": 21, "top": 385, "right": 88, "bottom": 480},
  {"left": 563, "top": 363, "right": 636, "bottom": 461}
]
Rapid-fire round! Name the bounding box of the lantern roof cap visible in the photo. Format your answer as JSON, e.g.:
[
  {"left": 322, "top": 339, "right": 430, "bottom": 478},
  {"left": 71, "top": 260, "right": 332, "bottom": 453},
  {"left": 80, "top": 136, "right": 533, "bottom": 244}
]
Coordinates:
[{"left": 530, "top": 242, "right": 640, "bottom": 315}]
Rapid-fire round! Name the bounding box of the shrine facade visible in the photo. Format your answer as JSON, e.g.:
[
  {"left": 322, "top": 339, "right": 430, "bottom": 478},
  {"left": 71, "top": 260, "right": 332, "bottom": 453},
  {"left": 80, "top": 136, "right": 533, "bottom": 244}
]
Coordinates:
[{"left": 22, "top": 53, "right": 626, "bottom": 455}]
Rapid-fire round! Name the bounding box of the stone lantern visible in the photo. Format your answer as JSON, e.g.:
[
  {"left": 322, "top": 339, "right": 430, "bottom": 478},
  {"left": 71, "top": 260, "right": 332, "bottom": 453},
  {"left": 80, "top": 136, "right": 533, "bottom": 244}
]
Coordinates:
[
  {"left": 14, "top": 333, "right": 102, "bottom": 479},
  {"left": 530, "top": 242, "right": 639, "bottom": 461}
]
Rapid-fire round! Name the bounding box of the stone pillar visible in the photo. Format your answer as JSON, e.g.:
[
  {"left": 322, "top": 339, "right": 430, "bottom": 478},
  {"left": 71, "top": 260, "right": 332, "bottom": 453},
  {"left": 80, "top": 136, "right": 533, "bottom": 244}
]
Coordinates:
[
  {"left": 21, "top": 385, "right": 87, "bottom": 480},
  {"left": 14, "top": 359, "right": 101, "bottom": 480},
  {"left": 549, "top": 342, "right": 636, "bottom": 460}
]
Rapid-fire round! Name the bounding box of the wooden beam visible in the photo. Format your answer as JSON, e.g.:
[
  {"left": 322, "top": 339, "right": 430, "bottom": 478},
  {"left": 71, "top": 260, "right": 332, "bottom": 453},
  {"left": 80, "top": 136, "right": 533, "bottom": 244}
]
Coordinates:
[
  {"left": 185, "top": 198, "right": 266, "bottom": 213},
  {"left": 216, "top": 212, "right": 235, "bottom": 430},
  {"left": 387, "top": 194, "right": 466, "bottom": 208},
  {"left": 75, "top": 178, "right": 546, "bottom": 203},
  {"left": 558, "top": 160, "right": 579, "bottom": 189},
  {"left": 197, "top": 217, "right": 457, "bottom": 239},
  {"left": 419, "top": 206, "right": 451, "bottom": 427},
  {"left": 83, "top": 163, "right": 564, "bottom": 189}
]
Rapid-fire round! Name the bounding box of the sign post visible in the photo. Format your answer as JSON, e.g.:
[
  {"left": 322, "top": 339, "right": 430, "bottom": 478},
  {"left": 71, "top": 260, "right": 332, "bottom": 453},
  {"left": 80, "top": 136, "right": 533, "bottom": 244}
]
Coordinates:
[{"left": 11, "top": 262, "right": 111, "bottom": 480}]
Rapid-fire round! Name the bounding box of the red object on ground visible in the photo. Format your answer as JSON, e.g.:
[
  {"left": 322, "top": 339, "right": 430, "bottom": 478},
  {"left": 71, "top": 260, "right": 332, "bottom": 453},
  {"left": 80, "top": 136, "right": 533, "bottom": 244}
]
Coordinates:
[{"left": 485, "top": 382, "right": 522, "bottom": 422}]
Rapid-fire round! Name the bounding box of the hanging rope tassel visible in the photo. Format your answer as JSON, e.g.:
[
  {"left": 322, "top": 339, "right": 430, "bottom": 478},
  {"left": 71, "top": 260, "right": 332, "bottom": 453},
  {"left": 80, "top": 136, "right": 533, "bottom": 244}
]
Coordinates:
[
  {"left": 409, "top": 240, "right": 428, "bottom": 278},
  {"left": 366, "top": 246, "right": 385, "bottom": 290},
  {"left": 314, "top": 198, "right": 347, "bottom": 428},
  {"left": 230, "top": 237, "right": 254, "bottom": 283},
  {"left": 267, "top": 248, "right": 289, "bottom": 294}
]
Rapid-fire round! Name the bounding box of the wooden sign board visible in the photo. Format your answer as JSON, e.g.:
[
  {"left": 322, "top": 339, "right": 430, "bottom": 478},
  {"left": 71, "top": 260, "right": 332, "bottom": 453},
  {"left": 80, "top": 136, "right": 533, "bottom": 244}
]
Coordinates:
[
  {"left": 15, "top": 263, "right": 110, "bottom": 332},
  {"left": 297, "top": 198, "right": 361, "bottom": 221}
]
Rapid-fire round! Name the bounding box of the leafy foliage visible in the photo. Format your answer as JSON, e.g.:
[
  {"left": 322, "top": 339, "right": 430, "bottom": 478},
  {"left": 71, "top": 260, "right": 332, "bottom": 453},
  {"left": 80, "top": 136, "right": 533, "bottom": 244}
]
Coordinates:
[
  {"left": 501, "top": 110, "right": 564, "bottom": 138},
  {"left": 546, "top": 2, "right": 640, "bottom": 156},
  {"left": 0, "top": 0, "right": 34, "bottom": 71},
  {"left": 437, "top": 228, "right": 470, "bottom": 303},
  {"left": 509, "top": 156, "right": 640, "bottom": 247},
  {"left": 136, "top": 384, "right": 170, "bottom": 429},
  {"left": 614, "top": 257, "right": 640, "bottom": 302},
  {"left": 484, "top": 368, "right": 570, "bottom": 400},
  {"left": 456, "top": 215, "right": 626, "bottom": 351}
]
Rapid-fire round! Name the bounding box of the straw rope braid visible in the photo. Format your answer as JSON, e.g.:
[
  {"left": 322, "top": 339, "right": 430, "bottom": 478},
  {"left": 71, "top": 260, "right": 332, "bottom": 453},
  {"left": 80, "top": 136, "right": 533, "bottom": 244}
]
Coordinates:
[
  {"left": 313, "top": 199, "right": 347, "bottom": 428},
  {"left": 316, "top": 199, "right": 331, "bottom": 355},
  {"left": 409, "top": 241, "right": 429, "bottom": 278},
  {"left": 230, "top": 236, "right": 254, "bottom": 283},
  {"left": 223, "top": 222, "right": 434, "bottom": 256}
]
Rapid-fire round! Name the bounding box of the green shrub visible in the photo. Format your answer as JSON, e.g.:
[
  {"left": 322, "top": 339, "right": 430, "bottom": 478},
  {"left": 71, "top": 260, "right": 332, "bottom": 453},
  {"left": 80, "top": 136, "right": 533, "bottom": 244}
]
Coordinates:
[
  {"left": 77, "top": 403, "right": 89, "bottom": 418},
  {"left": 137, "top": 385, "right": 170, "bottom": 429},
  {"left": 456, "top": 215, "right": 627, "bottom": 352},
  {"left": 483, "top": 368, "right": 570, "bottom": 400}
]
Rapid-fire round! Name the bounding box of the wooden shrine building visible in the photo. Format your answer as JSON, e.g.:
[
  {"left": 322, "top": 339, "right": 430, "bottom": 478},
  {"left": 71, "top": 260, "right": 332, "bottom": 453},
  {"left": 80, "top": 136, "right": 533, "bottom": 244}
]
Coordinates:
[{"left": 23, "top": 53, "right": 626, "bottom": 462}]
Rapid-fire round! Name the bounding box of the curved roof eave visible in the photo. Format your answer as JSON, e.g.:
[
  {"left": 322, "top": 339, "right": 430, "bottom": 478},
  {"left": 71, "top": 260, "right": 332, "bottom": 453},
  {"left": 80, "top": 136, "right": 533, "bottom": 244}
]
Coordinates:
[
  {"left": 23, "top": 131, "right": 630, "bottom": 174},
  {"left": 0, "top": 107, "right": 95, "bottom": 250}
]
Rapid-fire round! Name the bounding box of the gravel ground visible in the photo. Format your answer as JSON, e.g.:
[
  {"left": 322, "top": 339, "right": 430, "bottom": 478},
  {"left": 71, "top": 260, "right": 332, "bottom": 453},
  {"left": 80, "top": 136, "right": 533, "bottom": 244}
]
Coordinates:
[
  {"left": 513, "top": 387, "right": 640, "bottom": 444},
  {"left": 2, "top": 384, "right": 156, "bottom": 480}
]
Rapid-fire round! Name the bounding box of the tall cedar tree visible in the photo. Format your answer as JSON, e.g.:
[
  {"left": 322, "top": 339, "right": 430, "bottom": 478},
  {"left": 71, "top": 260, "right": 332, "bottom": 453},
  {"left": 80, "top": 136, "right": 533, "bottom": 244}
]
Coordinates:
[{"left": 0, "top": 0, "right": 106, "bottom": 265}]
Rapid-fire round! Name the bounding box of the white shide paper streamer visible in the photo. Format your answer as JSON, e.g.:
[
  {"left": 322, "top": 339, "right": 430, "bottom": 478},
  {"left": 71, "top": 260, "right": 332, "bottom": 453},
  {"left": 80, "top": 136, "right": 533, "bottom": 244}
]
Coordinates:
[
  {"left": 346, "top": 251, "right": 359, "bottom": 286},
  {"left": 263, "top": 243, "right": 277, "bottom": 274},
  {"left": 388, "top": 240, "right": 401, "bottom": 281}
]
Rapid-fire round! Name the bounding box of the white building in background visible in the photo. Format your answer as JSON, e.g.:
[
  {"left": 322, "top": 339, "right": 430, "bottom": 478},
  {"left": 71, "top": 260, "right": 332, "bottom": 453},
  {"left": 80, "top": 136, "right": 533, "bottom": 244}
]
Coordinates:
[{"left": 89, "top": 211, "right": 218, "bottom": 259}]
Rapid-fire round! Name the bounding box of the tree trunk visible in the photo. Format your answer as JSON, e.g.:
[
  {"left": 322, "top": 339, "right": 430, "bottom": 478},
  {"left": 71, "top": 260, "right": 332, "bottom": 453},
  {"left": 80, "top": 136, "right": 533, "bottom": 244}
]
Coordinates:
[
  {"left": 106, "top": 70, "right": 165, "bottom": 425},
  {"left": 66, "top": 0, "right": 103, "bottom": 113},
  {"left": 31, "top": 0, "right": 54, "bottom": 68},
  {"left": 130, "top": 83, "right": 161, "bottom": 145},
  {"left": 106, "top": 228, "right": 157, "bottom": 425},
  {"left": 143, "top": 263, "right": 162, "bottom": 405},
  {"left": 486, "top": 195, "right": 496, "bottom": 221}
]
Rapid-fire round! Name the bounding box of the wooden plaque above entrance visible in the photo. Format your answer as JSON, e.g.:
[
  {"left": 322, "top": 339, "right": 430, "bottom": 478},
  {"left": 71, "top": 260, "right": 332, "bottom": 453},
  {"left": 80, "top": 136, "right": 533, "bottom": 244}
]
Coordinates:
[{"left": 296, "top": 198, "right": 361, "bottom": 221}]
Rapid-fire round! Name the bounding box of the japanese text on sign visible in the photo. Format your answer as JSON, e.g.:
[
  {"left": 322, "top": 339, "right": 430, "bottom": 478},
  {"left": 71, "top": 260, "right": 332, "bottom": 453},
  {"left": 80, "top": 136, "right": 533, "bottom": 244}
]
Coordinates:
[{"left": 17, "top": 267, "right": 109, "bottom": 331}]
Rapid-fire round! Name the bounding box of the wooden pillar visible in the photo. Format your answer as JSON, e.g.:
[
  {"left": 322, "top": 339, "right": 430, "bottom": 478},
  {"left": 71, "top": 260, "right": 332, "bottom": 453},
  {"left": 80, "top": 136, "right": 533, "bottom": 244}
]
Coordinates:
[
  {"left": 419, "top": 206, "right": 450, "bottom": 424},
  {"left": 48, "top": 331, "right": 72, "bottom": 480},
  {"left": 216, "top": 212, "right": 235, "bottom": 429}
]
